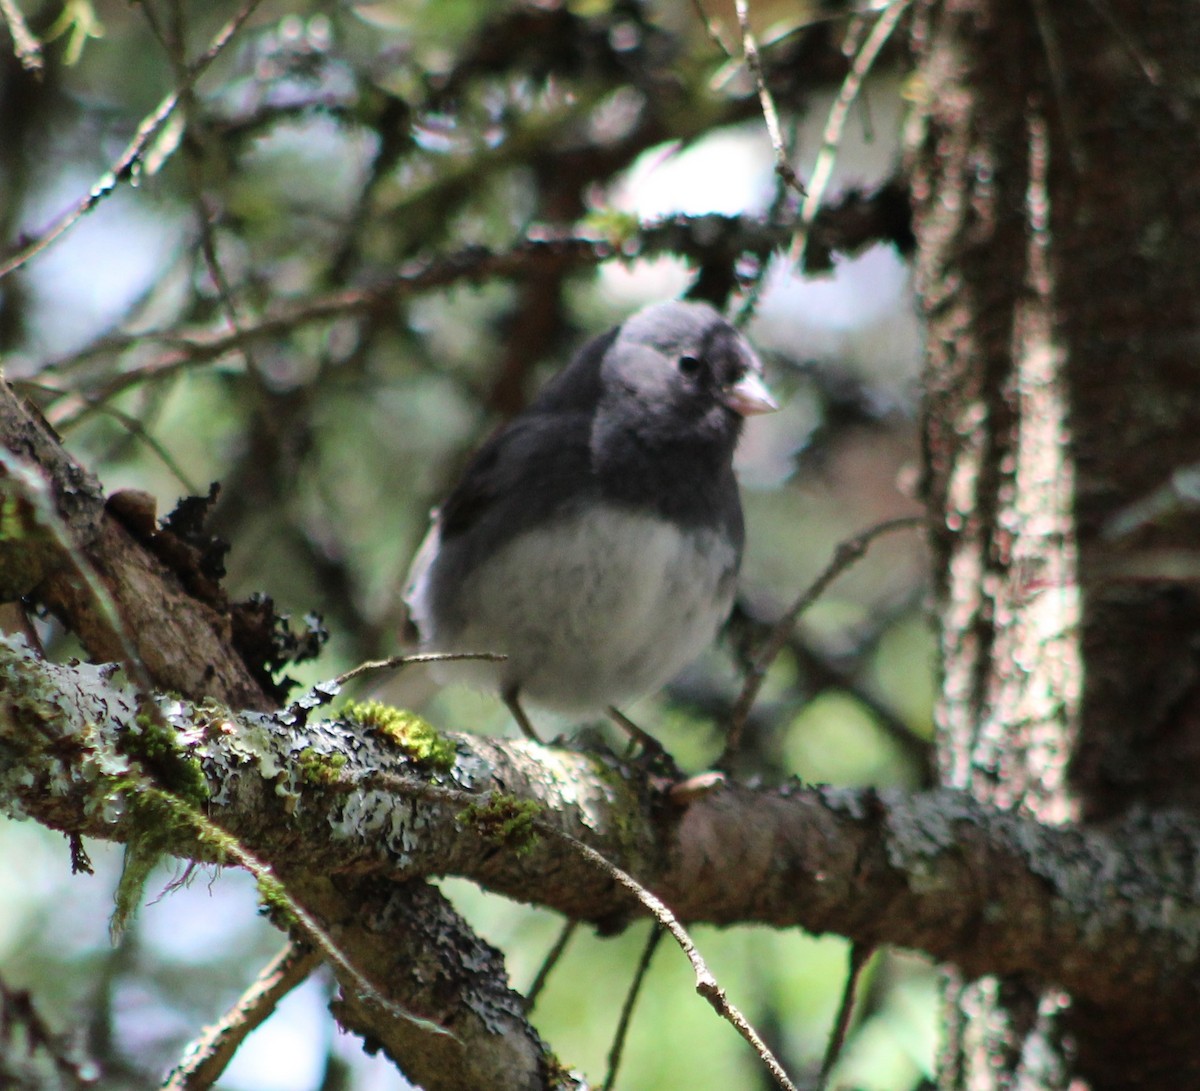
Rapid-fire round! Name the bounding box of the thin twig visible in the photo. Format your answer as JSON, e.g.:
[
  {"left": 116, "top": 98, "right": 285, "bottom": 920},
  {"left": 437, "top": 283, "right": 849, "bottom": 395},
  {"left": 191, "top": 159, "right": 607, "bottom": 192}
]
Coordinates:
[
  {"left": 603, "top": 926, "right": 663, "bottom": 1091},
  {"left": 81, "top": 400, "right": 201, "bottom": 494},
  {"left": 1081, "top": 0, "right": 1161, "bottom": 85},
  {"left": 818, "top": 942, "right": 875, "bottom": 1089},
  {"left": 139, "top": 0, "right": 263, "bottom": 382},
  {"left": 735, "top": 0, "right": 805, "bottom": 198},
  {"left": 184, "top": 130, "right": 263, "bottom": 389},
  {"left": 689, "top": 0, "right": 734, "bottom": 56},
  {"left": 541, "top": 824, "right": 800, "bottom": 1091},
  {"left": 0, "top": 975, "right": 96, "bottom": 1086},
  {"left": 1029, "top": 0, "right": 1086, "bottom": 173},
  {"left": 149, "top": 784, "right": 454, "bottom": 1041},
  {"left": 0, "top": 0, "right": 42, "bottom": 73},
  {"left": 722, "top": 515, "right": 924, "bottom": 768},
  {"left": 788, "top": 633, "right": 932, "bottom": 774},
  {"left": 0, "top": 0, "right": 265, "bottom": 279},
  {"left": 791, "top": 0, "right": 910, "bottom": 267},
  {"left": 360, "top": 772, "right": 800, "bottom": 1089},
  {"left": 736, "top": 111, "right": 801, "bottom": 326},
  {"left": 163, "top": 940, "right": 324, "bottom": 1091},
  {"left": 337, "top": 651, "right": 506, "bottom": 689},
  {"left": 525, "top": 920, "right": 578, "bottom": 1011},
  {"left": 286, "top": 651, "right": 507, "bottom": 719}
]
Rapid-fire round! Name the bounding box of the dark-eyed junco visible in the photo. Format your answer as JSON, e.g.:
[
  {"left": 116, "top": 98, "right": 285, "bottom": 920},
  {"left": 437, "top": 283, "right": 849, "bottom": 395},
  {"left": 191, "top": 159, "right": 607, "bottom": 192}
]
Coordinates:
[{"left": 405, "top": 299, "right": 776, "bottom": 741}]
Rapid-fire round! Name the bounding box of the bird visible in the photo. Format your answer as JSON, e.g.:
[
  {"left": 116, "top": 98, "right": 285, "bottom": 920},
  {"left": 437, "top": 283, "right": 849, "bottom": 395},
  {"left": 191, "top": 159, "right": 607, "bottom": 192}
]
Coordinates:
[{"left": 404, "top": 299, "right": 777, "bottom": 745}]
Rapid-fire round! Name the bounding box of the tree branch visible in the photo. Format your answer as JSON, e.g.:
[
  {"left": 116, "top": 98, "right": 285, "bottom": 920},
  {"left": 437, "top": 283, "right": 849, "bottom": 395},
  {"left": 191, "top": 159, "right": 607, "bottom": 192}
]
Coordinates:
[
  {"left": 0, "top": 381, "right": 576, "bottom": 1091},
  {"left": 2, "top": 635, "right": 1196, "bottom": 1028},
  {"left": 30, "top": 203, "right": 912, "bottom": 428},
  {"left": 163, "top": 940, "right": 324, "bottom": 1091}
]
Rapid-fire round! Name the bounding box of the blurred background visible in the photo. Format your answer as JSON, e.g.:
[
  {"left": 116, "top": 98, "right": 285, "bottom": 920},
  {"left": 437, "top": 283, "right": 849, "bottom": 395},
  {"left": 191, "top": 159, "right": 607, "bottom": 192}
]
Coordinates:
[{"left": 1, "top": 1, "right": 934, "bottom": 1087}]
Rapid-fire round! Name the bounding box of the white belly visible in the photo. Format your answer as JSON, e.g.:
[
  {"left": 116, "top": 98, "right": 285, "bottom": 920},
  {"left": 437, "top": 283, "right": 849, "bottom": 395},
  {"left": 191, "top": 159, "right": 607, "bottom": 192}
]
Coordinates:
[{"left": 407, "top": 506, "right": 738, "bottom": 711}]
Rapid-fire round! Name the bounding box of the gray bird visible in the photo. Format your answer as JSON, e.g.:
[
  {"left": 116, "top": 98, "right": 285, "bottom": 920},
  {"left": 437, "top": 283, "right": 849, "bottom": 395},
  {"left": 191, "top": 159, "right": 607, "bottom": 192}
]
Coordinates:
[{"left": 404, "top": 299, "right": 776, "bottom": 742}]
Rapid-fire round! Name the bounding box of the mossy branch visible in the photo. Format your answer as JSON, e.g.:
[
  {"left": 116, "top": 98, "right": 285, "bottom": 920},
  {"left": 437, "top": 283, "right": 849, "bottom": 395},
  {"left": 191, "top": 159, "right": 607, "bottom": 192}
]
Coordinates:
[{"left": 4, "top": 630, "right": 1200, "bottom": 1028}]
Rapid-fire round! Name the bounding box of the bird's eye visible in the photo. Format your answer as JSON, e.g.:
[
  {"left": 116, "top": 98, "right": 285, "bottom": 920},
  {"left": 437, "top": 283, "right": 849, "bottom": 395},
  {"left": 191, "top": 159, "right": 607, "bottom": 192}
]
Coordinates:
[{"left": 677, "top": 354, "right": 702, "bottom": 376}]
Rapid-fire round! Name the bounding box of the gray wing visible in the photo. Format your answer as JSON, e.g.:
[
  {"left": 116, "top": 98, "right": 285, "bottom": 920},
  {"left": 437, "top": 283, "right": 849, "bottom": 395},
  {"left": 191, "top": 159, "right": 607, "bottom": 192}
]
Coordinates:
[{"left": 404, "top": 412, "right": 596, "bottom": 633}]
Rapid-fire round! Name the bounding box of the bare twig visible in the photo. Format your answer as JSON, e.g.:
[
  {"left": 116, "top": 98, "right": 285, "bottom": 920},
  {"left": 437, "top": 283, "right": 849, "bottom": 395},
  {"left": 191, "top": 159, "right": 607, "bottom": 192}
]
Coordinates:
[
  {"left": 735, "top": 0, "right": 805, "bottom": 198},
  {"left": 1082, "top": 0, "right": 1162, "bottom": 84},
  {"left": 82, "top": 400, "right": 201, "bottom": 494},
  {"left": 542, "top": 824, "right": 800, "bottom": 1091},
  {"left": 163, "top": 940, "right": 324, "bottom": 1091},
  {"left": 1030, "top": 0, "right": 1085, "bottom": 173},
  {"left": 34, "top": 216, "right": 801, "bottom": 426},
  {"left": 187, "top": 152, "right": 262, "bottom": 377},
  {"left": 139, "top": 0, "right": 265, "bottom": 381},
  {"left": 722, "top": 515, "right": 924, "bottom": 767},
  {"left": 818, "top": 942, "right": 874, "bottom": 1088},
  {"left": 689, "top": 0, "right": 734, "bottom": 57},
  {"left": 525, "top": 919, "right": 578, "bottom": 1011},
  {"left": 791, "top": 0, "right": 911, "bottom": 267},
  {"left": 362, "top": 770, "right": 799, "bottom": 1089},
  {"left": 736, "top": 110, "right": 802, "bottom": 326},
  {"left": 0, "top": 975, "right": 97, "bottom": 1086},
  {"left": 0, "top": 0, "right": 266, "bottom": 279},
  {"left": 336, "top": 651, "right": 507, "bottom": 690},
  {"left": 787, "top": 632, "right": 932, "bottom": 775},
  {"left": 287, "top": 651, "right": 507, "bottom": 719},
  {"left": 602, "top": 926, "right": 663, "bottom": 1091},
  {"left": 0, "top": 0, "right": 42, "bottom": 73}
]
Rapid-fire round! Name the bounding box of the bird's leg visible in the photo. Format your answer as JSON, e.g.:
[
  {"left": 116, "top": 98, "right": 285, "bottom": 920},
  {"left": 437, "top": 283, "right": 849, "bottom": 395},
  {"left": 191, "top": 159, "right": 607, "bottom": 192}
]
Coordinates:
[
  {"left": 608, "top": 707, "right": 721, "bottom": 797},
  {"left": 606, "top": 707, "right": 663, "bottom": 755},
  {"left": 607, "top": 706, "right": 689, "bottom": 781},
  {"left": 503, "top": 686, "right": 543, "bottom": 743}
]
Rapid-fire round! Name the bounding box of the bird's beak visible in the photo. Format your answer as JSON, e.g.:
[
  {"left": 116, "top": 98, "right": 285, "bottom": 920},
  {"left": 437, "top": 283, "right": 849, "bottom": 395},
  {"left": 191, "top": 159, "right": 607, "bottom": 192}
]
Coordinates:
[{"left": 724, "top": 371, "right": 778, "bottom": 417}]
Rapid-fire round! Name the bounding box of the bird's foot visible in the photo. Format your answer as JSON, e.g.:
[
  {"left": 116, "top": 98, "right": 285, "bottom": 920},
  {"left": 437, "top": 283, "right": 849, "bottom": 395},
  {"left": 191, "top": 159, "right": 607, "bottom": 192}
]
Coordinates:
[{"left": 606, "top": 706, "right": 684, "bottom": 779}]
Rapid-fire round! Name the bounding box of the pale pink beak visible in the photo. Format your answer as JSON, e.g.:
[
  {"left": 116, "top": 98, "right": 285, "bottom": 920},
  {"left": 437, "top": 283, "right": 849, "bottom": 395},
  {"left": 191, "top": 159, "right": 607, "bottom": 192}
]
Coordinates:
[{"left": 723, "top": 371, "right": 778, "bottom": 416}]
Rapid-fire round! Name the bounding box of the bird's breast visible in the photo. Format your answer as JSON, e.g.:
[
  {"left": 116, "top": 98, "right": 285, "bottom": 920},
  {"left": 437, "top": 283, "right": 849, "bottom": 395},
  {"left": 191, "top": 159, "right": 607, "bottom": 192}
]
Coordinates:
[{"left": 415, "top": 504, "right": 740, "bottom": 711}]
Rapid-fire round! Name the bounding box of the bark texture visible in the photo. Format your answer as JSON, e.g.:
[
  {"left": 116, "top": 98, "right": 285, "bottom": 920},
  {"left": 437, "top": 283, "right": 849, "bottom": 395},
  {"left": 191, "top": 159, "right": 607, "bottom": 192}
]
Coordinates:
[
  {"left": 908, "top": 1, "right": 1200, "bottom": 1086},
  {"left": 5, "top": 639, "right": 1200, "bottom": 1047},
  {"left": 0, "top": 381, "right": 572, "bottom": 1091}
]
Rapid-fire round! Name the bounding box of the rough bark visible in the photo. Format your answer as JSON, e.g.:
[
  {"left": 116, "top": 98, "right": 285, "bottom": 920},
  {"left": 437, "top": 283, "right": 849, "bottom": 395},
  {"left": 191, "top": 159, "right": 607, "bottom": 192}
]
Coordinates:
[
  {"left": 5, "top": 639, "right": 1200, "bottom": 1039},
  {"left": 0, "top": 381, "right": 570, "bottom": 1091},
  {"left": 908, "top": 1, "right": 1200, "bottom": 1086},
  {"left": 0, "top": 382, "right": 104, "bottom": 600}
]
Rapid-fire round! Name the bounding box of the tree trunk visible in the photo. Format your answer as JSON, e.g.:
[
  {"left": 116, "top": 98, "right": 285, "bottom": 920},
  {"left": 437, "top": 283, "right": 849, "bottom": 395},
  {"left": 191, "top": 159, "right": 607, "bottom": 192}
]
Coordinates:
[{"left": 908, "top": 1, "right": 1200, "bottom": 1086}]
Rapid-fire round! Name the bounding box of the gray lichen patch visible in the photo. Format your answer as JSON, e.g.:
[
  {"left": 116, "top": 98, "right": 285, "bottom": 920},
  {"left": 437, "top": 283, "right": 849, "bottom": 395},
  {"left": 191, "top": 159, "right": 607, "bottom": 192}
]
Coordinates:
[{"left": 0, "top": 634, "right": 138, "bottom": 822}]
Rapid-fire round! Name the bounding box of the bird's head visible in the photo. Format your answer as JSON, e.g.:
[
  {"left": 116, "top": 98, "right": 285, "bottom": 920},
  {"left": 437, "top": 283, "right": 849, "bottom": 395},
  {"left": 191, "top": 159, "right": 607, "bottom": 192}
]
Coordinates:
[{"left": 600, "top": 300, "right": 777, "bottom": 447}]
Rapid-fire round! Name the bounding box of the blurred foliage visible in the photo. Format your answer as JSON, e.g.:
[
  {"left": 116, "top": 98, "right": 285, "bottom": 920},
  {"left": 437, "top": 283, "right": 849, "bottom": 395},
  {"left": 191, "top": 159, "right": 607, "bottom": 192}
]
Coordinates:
[{"left": 0, "top": 0, "right": 932, "bottom": 1087}]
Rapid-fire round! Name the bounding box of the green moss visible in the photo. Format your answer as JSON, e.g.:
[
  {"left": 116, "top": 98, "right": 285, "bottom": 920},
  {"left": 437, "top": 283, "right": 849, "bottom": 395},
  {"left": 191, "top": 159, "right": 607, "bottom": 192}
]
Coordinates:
[
  {"left": 296, "top": 746, "right": 348, "bottom": 786},
  {"left": 457, "top": 793, "right": 543, "bottom": 856},
  {"left": 124, "top": 706, "right": 209, "bottom": 807},
  {"left": 113, "top": 780, "right": 184, "bottom": 852},
  {"left": 109, "top": 781, "right": 212, "bottom": 937},
  {"left": 580, "top": 207, "right": 640, "bottom": 246},
  {"left": 344, "top": 700, "right": 457, "bottom": 771},
  {"left": 256, "top": 873, "right": 298, "bottom": 928},
  {"left": 111, "top": 836, "right": 159, "bottom": 940}
]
